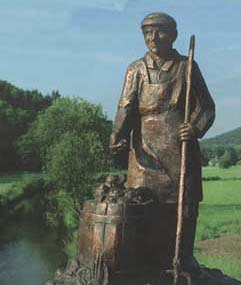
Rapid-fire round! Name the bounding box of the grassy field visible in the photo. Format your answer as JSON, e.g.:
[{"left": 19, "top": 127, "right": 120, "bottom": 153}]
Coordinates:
[{"left": 195, "top": 165, "right": 241, "bottom": 280}]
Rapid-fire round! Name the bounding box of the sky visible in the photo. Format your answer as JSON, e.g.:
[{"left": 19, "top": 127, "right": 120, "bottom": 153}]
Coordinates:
[{"left": 0, "top": 0, "right": 241, "bottom": 137}]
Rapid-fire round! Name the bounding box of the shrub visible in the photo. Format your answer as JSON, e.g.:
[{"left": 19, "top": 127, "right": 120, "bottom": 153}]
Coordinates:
[
  {"left": 202, "top": 176, "right": 221, "bottom": 181},
  {"left": 236, "top": 160, "right": 241, "bottom": 166},
  {"left": 46, "top": 132, "right": 104, "bottom": 204},
  {"left": 219, "top": 151, "right": 233, "bottom": 168}
]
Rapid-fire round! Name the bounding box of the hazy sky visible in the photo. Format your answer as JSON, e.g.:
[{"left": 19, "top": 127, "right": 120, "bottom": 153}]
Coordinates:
[{"left": 0, "top": 0, "right": 241, "bottom": 137}]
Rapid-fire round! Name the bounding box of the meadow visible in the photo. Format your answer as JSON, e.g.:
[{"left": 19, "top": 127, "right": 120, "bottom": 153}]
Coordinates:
[{"left": 195, "top": 165, "right": 241, "bottom": 280}]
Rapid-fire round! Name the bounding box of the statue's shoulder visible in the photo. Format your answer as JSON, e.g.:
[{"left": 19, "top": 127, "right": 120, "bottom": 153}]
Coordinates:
[
  {"left": 126, "top": 57, "right": 146, "bottom": 73},
  {"left": 175, "top": 51, "right": 199, "bottom": 68},
  {"left": 174, "top": 52, "right": 188, "bottom": 64}
]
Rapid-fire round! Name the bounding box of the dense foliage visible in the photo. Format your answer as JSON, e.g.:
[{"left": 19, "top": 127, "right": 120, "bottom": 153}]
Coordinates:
[
  {"left": 17, "top": 97, "right": 112, "bottom": 173},
  {"left": 0, "top": 81, "right": 59, "bottom": 171},
  {"left": 47, "top": 131, "right": 106, "bottom": 201},
  {"left": 18, "top": 98, "right": 112, "bottom": 205},
  {"left": 200, "top": 145, "right": 241, "bottom": 168}
]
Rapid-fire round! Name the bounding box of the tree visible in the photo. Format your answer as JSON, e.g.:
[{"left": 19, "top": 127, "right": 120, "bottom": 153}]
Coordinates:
[
  {"left": 219, "top": 149, "right": 236, "bottom": 168},
  {"left": 200, "top": 148, "right": 210, "bottom": 166},
  {"left": 215, "top": 146, "right": 225, "bottom": 158},
  {"left": 17, "top": 97, "right": 112, "bottom": 239},
  {"left": 226, "top": 147, "right": 238, "bottom": 165},
  {"left": 17, "top": 97, "right": 112, "bottom": 177},
  {"left": 47, "top": 132, "right": 105, "bottom": 204},
  {"left": 0, "top": 80, "right": 59, "bottom": 171}
]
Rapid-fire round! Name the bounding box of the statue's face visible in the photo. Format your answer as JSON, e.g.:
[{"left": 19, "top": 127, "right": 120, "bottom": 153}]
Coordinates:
[{"left": 143, "top": 25, "right": 173, "bottom": 55}]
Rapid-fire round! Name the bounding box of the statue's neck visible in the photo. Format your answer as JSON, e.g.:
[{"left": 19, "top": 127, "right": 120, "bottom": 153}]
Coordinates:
[{"left": 150, "top": 47, "right": 174, "bottom": 62}]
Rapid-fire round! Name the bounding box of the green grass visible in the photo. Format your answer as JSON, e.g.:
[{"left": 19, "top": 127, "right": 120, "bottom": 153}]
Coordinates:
[
  {"left": 0, "top": 172, "right": 46, "bottom": 205},
  {"left": 195, "top": 165, "right": 241, "bottom": 280},
  {"left": 0, "top": 172, "right": 42, "bottom": 183},
  {"left": 202, "top": 165, "right": 241, "bottom": 180},
  {"left": 0, "top": 172, "right": 43, "bottom": 192},
  {"left": 195, "top": 252, "right": 241, "bottom": 280},
  {"left": 64, "top": 230, "right": 78, "bottom": 258},
  {"left": 196, "top": 174, "right": 241, "bottom": 241}
]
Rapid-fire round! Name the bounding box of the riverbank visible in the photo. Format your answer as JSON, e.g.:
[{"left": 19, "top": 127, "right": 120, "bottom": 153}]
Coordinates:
[
  {"left": 0, "top": 172, "right": 53, "bottom": 226},
  {"left": 0, "top": 172, "right": 83, "bottom": 260},
  {"left": 0, "top": 173, "right": 68, "bottom": 284}
]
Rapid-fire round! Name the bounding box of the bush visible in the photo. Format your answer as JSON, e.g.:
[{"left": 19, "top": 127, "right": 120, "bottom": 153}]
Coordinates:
[
  {"left": 219, "top": 148, "right": 237, "bottom": 168},
  {"left": 202, "top": 176, "right": 221, "bottom": 181},
  {"left": 219, "top": 150, "right": 237, "bottom": 168},
  {"left": 198, "top": 225, "right": 220, "bottom": 241},
  {"left": 236, "top": 160, "right": 241, "bottom": 166},
  {"left": 47, "top": 132, "right": 104, "bottom": 203},
  {"left": 209, "top": 157, "right": 219, "bottom": 167}
]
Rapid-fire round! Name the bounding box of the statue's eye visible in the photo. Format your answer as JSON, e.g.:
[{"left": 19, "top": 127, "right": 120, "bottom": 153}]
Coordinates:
[
  {"left": 145, "top": 30, "right": 152, "bottom": 34},
  {"left": 158, "top": 32, "right": 167, "bottom": 39}
]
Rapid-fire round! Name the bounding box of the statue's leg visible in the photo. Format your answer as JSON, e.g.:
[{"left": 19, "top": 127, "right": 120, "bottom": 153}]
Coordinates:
[
  {"left": 181, "top": 202, "right": 200, "bottom": 273},
  {"left": 157, "top": 203, "right": 178, "bottom": 270}
]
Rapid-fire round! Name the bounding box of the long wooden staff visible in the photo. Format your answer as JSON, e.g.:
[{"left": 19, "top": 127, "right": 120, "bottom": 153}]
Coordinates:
[{"left": 173, "top": 35, "right": 195, "bottom": 285}]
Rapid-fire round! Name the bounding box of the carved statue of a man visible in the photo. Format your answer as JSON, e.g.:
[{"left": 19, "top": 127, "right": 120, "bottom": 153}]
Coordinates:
[{"left": 110, "top": 13, "right": 215, "bottom": 271}]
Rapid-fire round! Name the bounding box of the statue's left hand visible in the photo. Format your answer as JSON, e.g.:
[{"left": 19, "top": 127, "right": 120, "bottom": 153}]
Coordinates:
[
  {"left": 178, "top": 123, "right": 196, "bottom": 141},
  {"left": 109, "top": 139, "right": 128, "bottom": 151}
]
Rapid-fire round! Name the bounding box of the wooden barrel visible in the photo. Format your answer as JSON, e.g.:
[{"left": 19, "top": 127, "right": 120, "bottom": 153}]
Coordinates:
[{"left": 78, "top": 199, "right": 153, "bottom": 274}]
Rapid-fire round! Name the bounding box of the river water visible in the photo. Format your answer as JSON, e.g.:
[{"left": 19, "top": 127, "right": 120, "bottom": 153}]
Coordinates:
[{"left": 0, "top": 216, "right": 67, "bottom": 285}]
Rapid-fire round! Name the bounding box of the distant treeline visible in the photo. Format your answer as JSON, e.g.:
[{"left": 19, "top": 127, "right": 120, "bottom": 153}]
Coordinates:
[
  {"left": 0, "top": 81, "right": 117, "bottom": 174},
  {"left": 0, "top": 81, "right": 61, "bottom": 172},
  {"left": 202, "top": 126, "right": 241, "bottom": 146},
  {"left": 200, "top": 126, "right": 241, "bottom": 168},
  {"left": 200, "top": 145, "right": 241, "bottom": 168}
]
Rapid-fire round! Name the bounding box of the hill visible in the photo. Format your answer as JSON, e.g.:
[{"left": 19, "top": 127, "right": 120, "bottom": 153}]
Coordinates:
[{"left": 201, "top": 126, "right": 241, "bottom": 147}]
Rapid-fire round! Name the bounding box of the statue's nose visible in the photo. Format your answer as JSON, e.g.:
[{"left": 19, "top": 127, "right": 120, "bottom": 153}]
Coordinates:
[
  {"left": 150, "top": 31, "right": 159, "bottom": 41},
  {"left": 151, "top": 31, "right": 159, "bottom": 41}
]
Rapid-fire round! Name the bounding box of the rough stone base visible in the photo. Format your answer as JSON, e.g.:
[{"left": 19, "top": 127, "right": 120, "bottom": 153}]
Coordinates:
[{"left": 47, "top": 257, "right": 241, "bottom": 285}]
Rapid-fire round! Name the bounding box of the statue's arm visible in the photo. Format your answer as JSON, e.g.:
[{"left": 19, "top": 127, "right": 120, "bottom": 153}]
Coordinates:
[
  {"left": 190, "top": 62, "right": 216, "bottom": 139},
  {"left": 110, "top": 65, "right": 139, "bottom": 146}
]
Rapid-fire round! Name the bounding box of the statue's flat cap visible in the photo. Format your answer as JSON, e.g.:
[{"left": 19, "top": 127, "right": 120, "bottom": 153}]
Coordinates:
[{"left": 141, "top": 12, "right": 177, "bottom": 30}]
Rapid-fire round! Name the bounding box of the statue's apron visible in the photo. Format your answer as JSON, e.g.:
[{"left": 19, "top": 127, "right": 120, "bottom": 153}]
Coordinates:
[{"left": 127, "top": 58, "right": 202, "bottom": 203}]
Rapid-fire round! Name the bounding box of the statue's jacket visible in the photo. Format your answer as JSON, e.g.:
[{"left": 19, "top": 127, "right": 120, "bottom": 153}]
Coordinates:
[{"left": 111, "top": 50, "right": 215, "bottom": 204}]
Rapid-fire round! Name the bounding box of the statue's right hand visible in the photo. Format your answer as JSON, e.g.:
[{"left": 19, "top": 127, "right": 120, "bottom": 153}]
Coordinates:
[{"left": 109, "top": 139, "right": 128, "bottom": 151}]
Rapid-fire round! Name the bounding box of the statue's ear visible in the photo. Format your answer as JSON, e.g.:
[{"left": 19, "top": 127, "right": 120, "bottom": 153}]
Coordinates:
[{"left": 171, "top": 29, "right": 178, "bottom": 43}]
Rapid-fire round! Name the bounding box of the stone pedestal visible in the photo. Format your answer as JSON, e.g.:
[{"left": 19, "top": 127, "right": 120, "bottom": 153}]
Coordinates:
[{"left": 48, "top": 258, "right": 241, "bottom": 285}]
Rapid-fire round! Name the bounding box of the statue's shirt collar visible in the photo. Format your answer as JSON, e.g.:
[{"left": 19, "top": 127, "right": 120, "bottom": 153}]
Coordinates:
[{"left": 144, "top": 50, "right": 179, "bottom": 72}]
